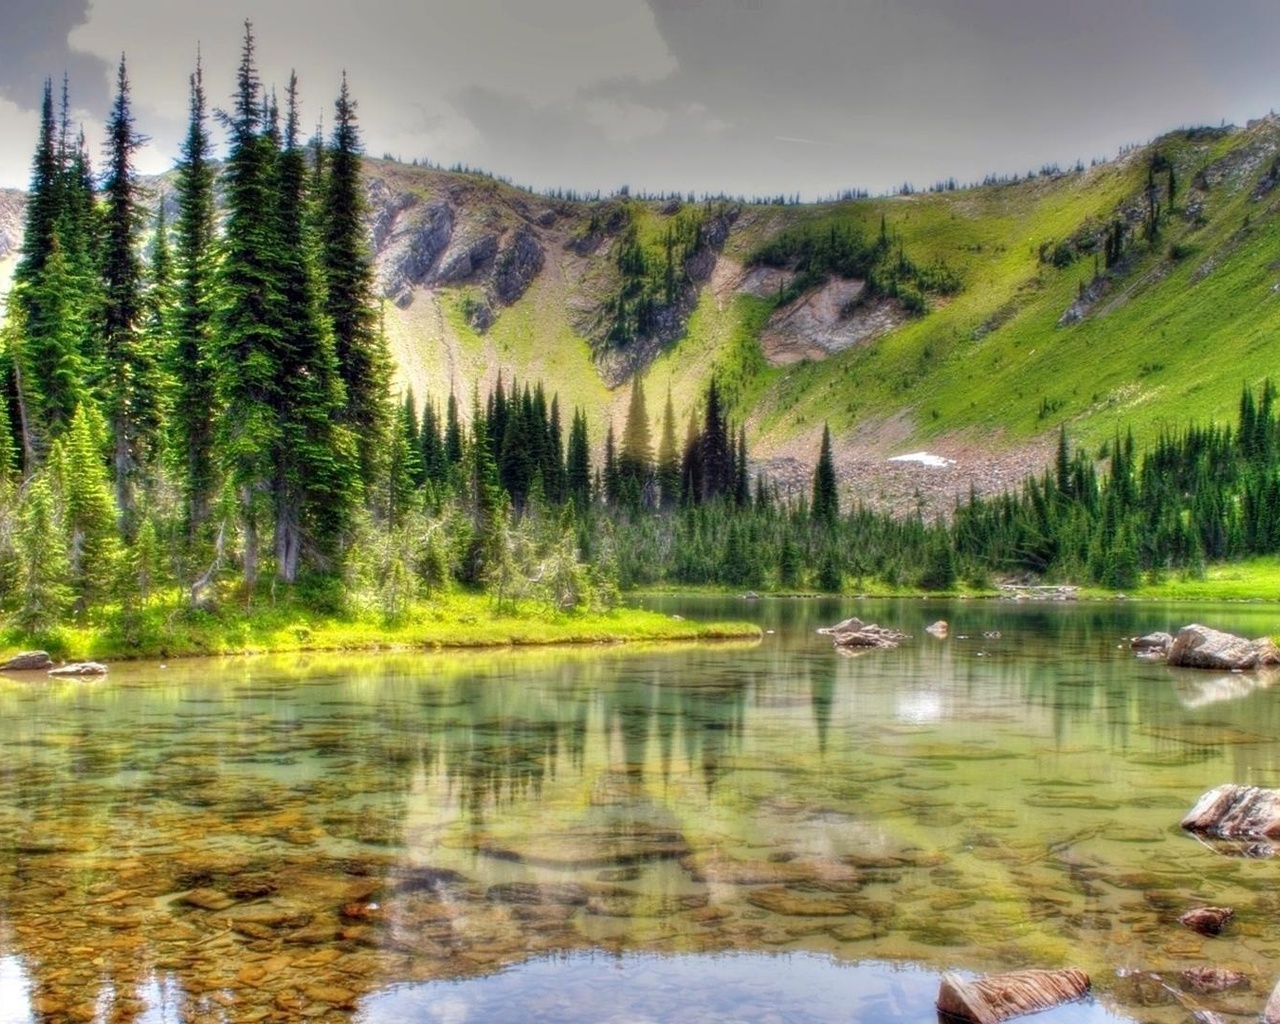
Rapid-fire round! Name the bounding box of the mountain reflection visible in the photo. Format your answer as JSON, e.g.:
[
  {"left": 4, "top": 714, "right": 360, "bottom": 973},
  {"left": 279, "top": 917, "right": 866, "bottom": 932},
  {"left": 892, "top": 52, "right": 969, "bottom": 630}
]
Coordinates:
[{"left": 1, "top": 601, "right": 1280, "bottom": 1022}]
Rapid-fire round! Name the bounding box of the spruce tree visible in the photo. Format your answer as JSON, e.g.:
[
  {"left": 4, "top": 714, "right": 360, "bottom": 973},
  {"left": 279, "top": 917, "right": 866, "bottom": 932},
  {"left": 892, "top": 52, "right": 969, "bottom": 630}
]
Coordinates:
[
  {"left": 618, "top": 375, "right": 653, "bottom": 509},
  {"left": 566, "top": 407, "right": 591, "bottom": 508},
  {"left": 15, "top": 475, "right": 71, "bottom": 632},
  {"left": 214, "top": 22, "right": 283, "bottom": 588},
  {"left": 271, "top": 71, "right": 358, "bottom": 582},
  {"left": 320, "top": 73, "right": 392, "bottom": 494},
  {"left": 172, "top": 56, "right": 219, "bottom": 544},
  {"left": 811, "top": 423, "right": 839, "bottom": 527},
  {"left": 101, "top": 55, "right": 155, "bottom": 537},
  {"left": 656, "top": 388, "right": 680, "bottom": 510}
]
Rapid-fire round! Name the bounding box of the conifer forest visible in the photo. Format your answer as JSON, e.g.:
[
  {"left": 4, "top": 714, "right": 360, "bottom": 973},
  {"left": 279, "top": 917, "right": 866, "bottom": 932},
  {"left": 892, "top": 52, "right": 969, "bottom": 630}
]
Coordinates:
[{"left": 3, "top": 24, "right": 1280, "bottom": 644}]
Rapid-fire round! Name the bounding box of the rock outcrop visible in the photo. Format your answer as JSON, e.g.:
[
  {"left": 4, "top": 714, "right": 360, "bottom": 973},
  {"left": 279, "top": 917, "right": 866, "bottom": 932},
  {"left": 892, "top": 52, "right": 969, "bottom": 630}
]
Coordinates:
[
  {"left": 1167, "top": 624, "right": 1280, "bottom": 671},
  {"left": 1130, "top": 631, "right": 1172, "bottom": 655},
  {"left": 48, "top": 662, "right": 108, "bottom": 677},
  {"left": 936, "top": 968, "right": 1090, "bottom": 1023},
  {"left": 1178, "top": 906, "right": 1234, "bottom": 936},
  {"left": 1181, "top": 784, "right": 1280, "bottom": 839},
  {"left": 817, "top": 617, "right": 909, "bottom": 650},
  {"left": 0, "top": 650, "right": 54, "bottom": 672}
]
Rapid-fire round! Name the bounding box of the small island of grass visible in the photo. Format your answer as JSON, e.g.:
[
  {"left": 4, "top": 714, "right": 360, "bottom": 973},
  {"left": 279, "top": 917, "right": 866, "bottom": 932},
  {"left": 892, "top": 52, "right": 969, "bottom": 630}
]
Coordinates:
[{"left": 0, "top": 590, "right": 761, "bottom": 664}]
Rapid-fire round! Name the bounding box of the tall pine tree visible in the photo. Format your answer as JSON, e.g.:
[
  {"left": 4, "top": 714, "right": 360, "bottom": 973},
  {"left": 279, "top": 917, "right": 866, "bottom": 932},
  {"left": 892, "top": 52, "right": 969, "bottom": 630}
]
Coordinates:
[{"left": 320, "top": 73, "right": 392, "bottom": 497}]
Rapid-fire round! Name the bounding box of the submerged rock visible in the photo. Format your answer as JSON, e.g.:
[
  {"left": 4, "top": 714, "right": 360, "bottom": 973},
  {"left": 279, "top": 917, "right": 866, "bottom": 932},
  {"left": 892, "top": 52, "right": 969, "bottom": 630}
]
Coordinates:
[
  {"left": 819, "top": 617, "right": 908, "bottom": 650},
  {"left": 936, "top": 968, "right": 1090, "bottom": 1023},
  {"left": 1263, "top": 976, "right": 1280, "bottom": 1024},
  {"left": 1178, "top": 906, "right": 1234, "bottom": 936},
  {"left": 0, "top": 650, "right": 53, "bottom": 671},
  {"left": 1168, "top": 624, "right": 1280, "bottom": 671},
  {"left": 1130, "top": 632, "right": 1173, "bottom": 655},
  {"left": 1177, "top": 966, "right": 1249, "bottom": 994},
  {"left": 48, "top": 662, "right": 108, "bottom": 677},
  {"left": 1181, "top": 784, "right": 1280, "bottom": 839}
]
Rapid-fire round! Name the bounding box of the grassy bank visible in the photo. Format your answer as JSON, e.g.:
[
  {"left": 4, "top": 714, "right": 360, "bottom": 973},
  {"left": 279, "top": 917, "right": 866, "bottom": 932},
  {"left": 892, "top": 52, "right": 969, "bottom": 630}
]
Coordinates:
[{"left": 0, "top": 591, "right": 762, "bottom": 663}]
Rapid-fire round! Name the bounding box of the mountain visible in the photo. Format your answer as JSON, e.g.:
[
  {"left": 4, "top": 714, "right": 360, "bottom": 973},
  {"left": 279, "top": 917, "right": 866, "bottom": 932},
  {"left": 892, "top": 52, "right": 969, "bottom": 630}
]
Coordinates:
[{"left": 3, "top": 116, "right": 1280, "bottom": 515}]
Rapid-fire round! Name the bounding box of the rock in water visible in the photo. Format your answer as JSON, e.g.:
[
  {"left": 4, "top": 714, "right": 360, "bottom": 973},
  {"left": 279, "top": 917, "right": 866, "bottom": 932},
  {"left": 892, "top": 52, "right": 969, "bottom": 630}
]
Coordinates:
[
  {"left": 47, "top": 662, "right": 108, "bottom": 677},
  {"left": 1181, "top": 784, "right": 1280, "bottom": 838},
  {"left": 926, "top": 620, "right": 949, "bottom": 638},
  {"left": 1130, "top": 631, "right": 1172, "bottom": 654},
  {"left": 936, "top": 968, "right": 1090, "bottom": 1024},
  {"left": 1178, "top": 906, "right": 1234, "bottom": 936},
  {"left": 1262, "top": 976, "right": 1280, "bottom": 1024},
  {"left": 1168, "top": 624, "right": 1280, "bottom": 671},
  {"left": 0, "top": 650, "right": 54, "bottom": 671}
]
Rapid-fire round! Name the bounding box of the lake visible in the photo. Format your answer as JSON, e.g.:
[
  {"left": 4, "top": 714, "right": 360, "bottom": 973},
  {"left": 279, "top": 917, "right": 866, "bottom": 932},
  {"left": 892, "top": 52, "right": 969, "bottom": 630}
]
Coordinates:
[{"left": 1, "top": 597, "right": 1278, "bottom": 1023}]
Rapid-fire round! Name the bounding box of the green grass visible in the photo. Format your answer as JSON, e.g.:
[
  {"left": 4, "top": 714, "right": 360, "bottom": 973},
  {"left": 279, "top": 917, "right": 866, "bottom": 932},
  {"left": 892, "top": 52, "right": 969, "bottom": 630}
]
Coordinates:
[
  {"left": 378, "top": 121, "right": 1280, "bottom": 473},
  {"left": 0, "top": 590, "right": 762, "bottom": 664}
]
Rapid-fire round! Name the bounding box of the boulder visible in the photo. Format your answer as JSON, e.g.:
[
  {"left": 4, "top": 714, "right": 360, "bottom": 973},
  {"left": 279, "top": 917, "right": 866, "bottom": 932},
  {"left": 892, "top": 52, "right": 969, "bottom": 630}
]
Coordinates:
[
  {"left": 1130, "top": 631, "right": 1172, "bottom": 654},
  {"left": 817, "top": 616, "right": 864, "bottom": 635},
  {"left": 1178, "top": 906, "right": 1233, "bottom": 936},
  {"left": 926, "top": 620, "right": 949, "bottom": 638},
  {"left": 0, "top": 650, "right": 54, "bottom": 671},
  {"left": 1168, "top": 624, "right": 1280, "bottom": 671},
  {"left": 1181, "top": 784, "right": 1280, "bottom": 838},
  {"left": 1177, "top": 966, "right": 1249, "bottom": 994},
  {"left": 48, "top": 662, "right": 108, "bottom": 677},
  {"left": 936, "top": 968, "right": 1090, "bottom": 1023},
  {"left": 831, "top": 625, "right": 907, "bottom": 650},
  {"left": 1263, "top": 975, "right": 1280, "bottom": 1024}
]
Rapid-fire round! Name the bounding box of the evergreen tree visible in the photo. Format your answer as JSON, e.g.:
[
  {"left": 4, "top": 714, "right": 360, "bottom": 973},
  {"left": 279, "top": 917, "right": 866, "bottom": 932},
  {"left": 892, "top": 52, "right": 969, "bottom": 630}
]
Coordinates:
[
  {"left": 214, "top": 21, "right": 284, "bottom": 588},
  {"left": 700, "top": 378, "right": 732, "bottom": 501},
  {"left": 566, "top": 407, "right": 591, "bottom": 508},
  {"left": 618, "top": 375, "right": 653, "bottom": 509},
  {"left": 271, "top": 71, "right": 358, "bottom": 582},
  {"left": 320, "top": 72, "right": 392, "bottom": 494},
  {"left": 55, "top": 405, "right": 121, "bottom": 613},
  {"left": 101, "top": 55, "right": 152, "bottom": 536},
  {"left": 444, "top": 391, "right": 464, "bottom": 468},
  {"left": 15, "top": 475, "right": 71, "bottom": 632},
  {"left": 811, "top": 423, "right": 839, "bottom": 527},
  {"left": 603, "top": 423, "right": 620, "bottom": 506},
  {"left": 171, "top": 56, "right": 220, "bottom": 545},
  {"left": 656, "top": 387, "right": 680, "bottom": 510}
]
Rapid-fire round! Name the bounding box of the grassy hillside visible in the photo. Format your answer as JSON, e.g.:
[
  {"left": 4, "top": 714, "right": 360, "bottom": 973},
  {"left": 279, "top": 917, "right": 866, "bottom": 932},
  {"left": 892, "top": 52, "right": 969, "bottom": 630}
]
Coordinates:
[{"left": 373, "top": 115, "right": 1280, "bottom": 508}]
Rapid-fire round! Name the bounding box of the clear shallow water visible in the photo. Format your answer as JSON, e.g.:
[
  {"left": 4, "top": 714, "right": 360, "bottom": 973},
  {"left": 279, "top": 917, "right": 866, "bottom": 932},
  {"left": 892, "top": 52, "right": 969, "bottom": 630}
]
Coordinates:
[{"left": 0, "top": 598, "right": 1278, "bottom": 1022}]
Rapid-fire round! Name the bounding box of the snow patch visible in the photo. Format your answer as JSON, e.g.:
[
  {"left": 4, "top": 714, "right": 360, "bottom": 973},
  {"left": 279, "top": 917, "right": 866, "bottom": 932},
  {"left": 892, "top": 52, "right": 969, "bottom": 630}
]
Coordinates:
[{"left": 888, "top": 452, "right": 955, "bottom": 468}]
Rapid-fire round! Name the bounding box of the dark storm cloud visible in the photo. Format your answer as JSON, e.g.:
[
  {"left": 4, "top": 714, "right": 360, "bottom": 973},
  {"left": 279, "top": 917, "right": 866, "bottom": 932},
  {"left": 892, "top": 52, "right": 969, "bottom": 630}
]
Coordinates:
[
  {"left": 0, "top": 0, "right": 111, "bottom": 113},
  {"left": 6, "top": 0, "right": 1277, "bottom": 197}
]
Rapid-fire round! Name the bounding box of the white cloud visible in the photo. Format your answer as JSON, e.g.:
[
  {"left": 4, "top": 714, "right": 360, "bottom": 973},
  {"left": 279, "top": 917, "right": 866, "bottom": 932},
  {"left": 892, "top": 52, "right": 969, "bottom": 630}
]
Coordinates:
[
  {"left": 0, "top": 99, "right": 38, "bottom": 188},
  {"left": 584, "top": 98, "right": 668, "bottom": 143},
  {"left": 62, "top": 0, "right": 677, "bottom": 172}
]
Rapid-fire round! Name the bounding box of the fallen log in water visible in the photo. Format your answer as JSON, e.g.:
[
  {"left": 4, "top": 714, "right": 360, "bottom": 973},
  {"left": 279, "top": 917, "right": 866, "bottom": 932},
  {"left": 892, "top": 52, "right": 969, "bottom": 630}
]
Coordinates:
[{"left": 936, "top": 968, "right": 1090, "bottom": 1024}]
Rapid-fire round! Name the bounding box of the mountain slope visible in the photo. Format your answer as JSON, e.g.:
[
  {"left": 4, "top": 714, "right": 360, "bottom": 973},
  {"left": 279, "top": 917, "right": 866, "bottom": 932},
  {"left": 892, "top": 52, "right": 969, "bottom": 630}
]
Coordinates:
[
  {"left": 367, "top": 116, "right": 1280, "bottom": 512},
  {"left": 3, "top": 117, "right": 1279, "bottom": 516}
]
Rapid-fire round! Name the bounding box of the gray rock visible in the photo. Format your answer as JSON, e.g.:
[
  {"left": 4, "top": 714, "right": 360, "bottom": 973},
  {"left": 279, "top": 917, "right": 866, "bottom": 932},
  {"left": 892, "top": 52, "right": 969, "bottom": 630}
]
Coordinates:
[
  {"left": 48, "top": 662, "right": 108, "bottom": 677},
  {"left": 435, "top": 232, "right": 498, "bottom": 285},
  {"left": 1168, "top": 624, "right": 1280, "bottom": 671},
  {"left": 377, "top": 200, "right": 455, "bottom": 303},
  {"left": 1181, "top": 784, "right": 1280, "bottom": 839},
  {"left": 493, "top": 227, "right": 545, "bottom": 304},
  {"left": 0, "top": 650, "right": 54, "bottom": 671},
  {"left": 1130, "top": 631, "right": 1172, "bottom": 654},
  {"left": 1263, "top": 975, "right": 1280, "bottom": 1024}
]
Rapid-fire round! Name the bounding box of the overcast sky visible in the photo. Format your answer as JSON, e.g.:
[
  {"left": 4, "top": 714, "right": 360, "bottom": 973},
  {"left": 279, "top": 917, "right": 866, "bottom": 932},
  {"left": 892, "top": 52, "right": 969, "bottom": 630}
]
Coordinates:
[{"left": 0, "top": 0, "right": 1277, "bottom": 198}]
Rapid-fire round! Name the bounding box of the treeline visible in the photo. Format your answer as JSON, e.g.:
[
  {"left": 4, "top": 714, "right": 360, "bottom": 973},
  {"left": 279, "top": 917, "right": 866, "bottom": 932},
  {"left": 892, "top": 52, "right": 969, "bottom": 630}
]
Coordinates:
[
  {"left": 748, "top": 216, "right": 962, "bottom": 313},
  {"left": 2, "top": 25, "right": 1278, "bottom": 636},
  {"left": 0, "top": 25, "right": 422, "bottom": 629}
]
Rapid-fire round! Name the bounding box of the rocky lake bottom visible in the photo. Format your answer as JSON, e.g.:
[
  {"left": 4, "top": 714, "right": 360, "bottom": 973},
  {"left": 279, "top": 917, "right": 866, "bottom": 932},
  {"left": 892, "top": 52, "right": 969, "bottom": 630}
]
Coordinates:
[{"left": 0, "top": 597, "right": 1278, "bottom": 1022}]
